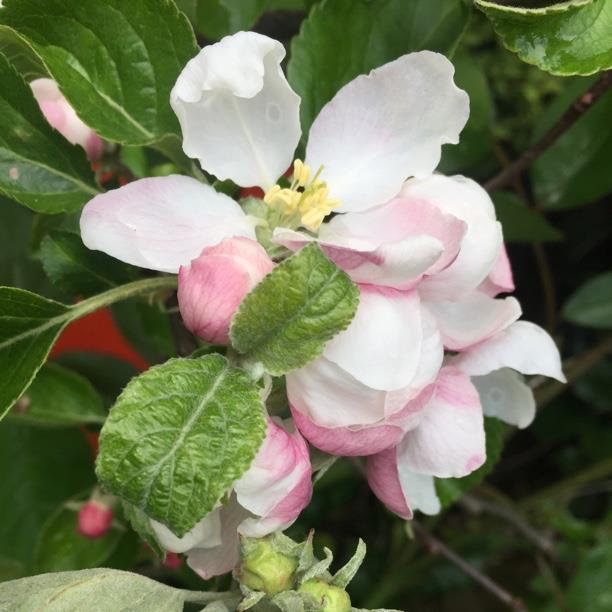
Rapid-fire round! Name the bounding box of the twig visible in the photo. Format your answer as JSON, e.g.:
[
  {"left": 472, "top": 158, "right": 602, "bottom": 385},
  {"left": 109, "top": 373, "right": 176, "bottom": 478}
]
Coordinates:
[
  {"left": 412, "top": 521, "right": 527, "bottom": 611},
  {"left": 484, "top": 71, "right": 612, "bottom": 193},
  {"left": 535, "top": 554, "right": 567, "bottom": 611},
  {"left": 519, "top": 456, "right": 612, "bottom": 509},
  {"left": 460, "top": 494, "right": 556, "bottom": 557}
]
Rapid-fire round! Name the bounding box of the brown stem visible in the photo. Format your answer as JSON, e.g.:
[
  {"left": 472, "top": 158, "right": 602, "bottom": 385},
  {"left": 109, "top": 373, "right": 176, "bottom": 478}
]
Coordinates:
[
  {"left": 412, "top": 521, "right": 527, "bottom": 611},
  {"left": 461, "top": 494, "right": 556, "bottom": 557},
  {"left": 484, "top": 71, "right": 612, "bottom": 193}
]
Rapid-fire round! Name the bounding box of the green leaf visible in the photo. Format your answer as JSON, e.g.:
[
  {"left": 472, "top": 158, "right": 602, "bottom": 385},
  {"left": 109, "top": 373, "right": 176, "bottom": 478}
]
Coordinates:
[
  {"left": 0, "top": 277, "right": 178, "bottom": 422},
  {"left": 56, "top": 352, "right": 139, "bottom": 408},
  {"left": 476, "top": 0, "right": 612, "bottom": 75},
  {"left": 0, "top": 287, "right": 70, "bottom": 422},
  {"left": 10, "top": 362, "right": 106, "bottom": 426},
  {"left": 96, "top": 354, "right": 266, "bottom": 537},
  {"left": 566, "top": 542, "right": 612, "bottom": 612},
  {"left": 40, "top": 230, "right": 136, "bottom": 297},
  {"left": 531, "top": 78, "right": 612, "bottom": 209},
  {"left": 111, "top": 300, "right": 174, "bottom": 364},
  {"left": 562, "top": 272, "right": 612, "bottom": 328},
  {"left": 0, "top": 53, "right": 98, "bottom": 213},
  {"left": 122, "top": 502, "right": 165, "bottom": 560},
  {"left": 0, "top": 420, "right": 94, "bottom": 568},
  {"left": 33, "top": 506, "right": 122, "bottom": 574},
  {"left": 438, "top": 55, "right": 494, "bottom": 174},
  {"left": 0, "top": 0, "right": 198, "bottom": 146},
  {"left": 195, "top": 0, "right": 267, "bottom": 39},
  {"left": 0, "top": 24, "right": 46, "bottom": 80},
  {"left": 492, "top": 191, "right": 564, "bottom": 243},
  {"left": 436, "top": 418, "right": 506, "bottom": 508},
  {"left": 230, "top": 244, "right": 359, "bottom": 376},
  {"left": 0, "top": 197, "right": 56, "bottom": 294},
  {"left": 0, "top": 568, "right": 195, "bottom": 611},
  {"left": 288, "top": 0, "right": 471, "bottom": 137}
]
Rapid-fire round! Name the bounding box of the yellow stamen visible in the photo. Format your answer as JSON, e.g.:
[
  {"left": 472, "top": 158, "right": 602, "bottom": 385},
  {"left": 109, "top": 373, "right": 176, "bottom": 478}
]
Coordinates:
[{"left": 263, "top": 159, "right": 340, "bottom": 231}]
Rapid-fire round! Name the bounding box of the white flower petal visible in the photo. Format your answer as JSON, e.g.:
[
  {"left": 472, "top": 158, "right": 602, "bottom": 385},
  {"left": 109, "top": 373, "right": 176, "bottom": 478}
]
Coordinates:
[
  {"left": 186, "top": 499, "right": 249, "bottom": 580},
  {"left": 398, "top": 366, "right": 486, "bottom": 478},
  {"left": 473, "top": 368, "right": 536, "bottom": 429},
  {"left": 171, "top": 32, "right": 301, "bottom": 189},
  {"left": 426, "top": 293, "right": 522, "bottom": 351},
  {"left": 150, "top": 508, "right": 222, "bottom": 554},
  {"left": 286, "top": 357, "right": 413, "bottom": 428},
  {"left": 406, "top": 175, "right": 503, "bottom": 300},
  {"left": 454, "top": 321, "right": 566, "bottom": 382},
  {"left": 80, "top": 175, "right": 255, "bottom": 273},
  {"left": 397, "top": 469, "right": 441, "bottom": 516},
  {"left": 324, "top": 288, "right": 438, "bottom": 391},
  {"left": 305, "top": 51, "right": 469, "bottom": 213}
]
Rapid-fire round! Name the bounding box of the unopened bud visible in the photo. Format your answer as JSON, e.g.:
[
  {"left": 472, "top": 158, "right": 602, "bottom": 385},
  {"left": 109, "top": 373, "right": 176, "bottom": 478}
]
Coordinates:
[
  {"left": 77, "top": 500, "right": 114, "bottom": 539},
  {"left": 178, "top": 237, "right": 274, "bottom": 344},
  {"left": 298, "top": 580, "right": 351, "bottom": 612},
  {"left": 238, "top": 538, "right": 298, "bottom": 595}
]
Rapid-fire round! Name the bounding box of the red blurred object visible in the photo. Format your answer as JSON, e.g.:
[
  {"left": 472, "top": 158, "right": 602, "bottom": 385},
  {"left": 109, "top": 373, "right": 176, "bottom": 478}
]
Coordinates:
[
  {"left": 240, "top": 185, "right": 265, "bottom": 199},
  {"left": 51, "top": 308, "right": 148, "bottom": 371},
  {"left": 77, "top": 500, "right": 114, "bottom": 539},
  {"left": 164, "top": 552, "right": 183, "bottom": 569},
  {"left": 81, "top": 429, "right": 100, "bottom": 457}
]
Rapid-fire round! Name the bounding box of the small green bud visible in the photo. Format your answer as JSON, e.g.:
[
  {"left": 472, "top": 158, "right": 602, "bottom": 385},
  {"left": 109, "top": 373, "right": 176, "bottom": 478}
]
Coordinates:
[
  {"left": 238, "top": 538, "right": 298, "bottom": 595},
  {"left": 298, "top": 579, "right": 351, "bottom": 612}
]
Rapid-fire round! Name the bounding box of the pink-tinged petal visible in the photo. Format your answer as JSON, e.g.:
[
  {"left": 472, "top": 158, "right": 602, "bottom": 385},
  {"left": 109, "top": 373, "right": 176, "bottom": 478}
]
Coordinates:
[
  {"left": 425, "top": 293, "right": 522, "bottom": 351},
  {"left": 31, "top": 78, "right": 103, "bottom": 161},
  {"left": 324, "top": 288, "right": 441, "bottom": 391},
  {"left": 480, "top": 246, "right": 515, "bottom": 297},
  {"left": 305, "top": 51, "right": 469, "bottom": 213},
  {"left": 404, "top": 175, "right": 503, "bottom": 300},
  {"left": 289, "top": 381, "right": 434, "bottom": 456},
  {"left": 398, "top": 366, "right": 486, "bottom": 478},
  {"left": 287, "top": 357, "right": 414, "bottom": 429},
  {"left": 453, "top": 321, "right": 566, "bottom": 382},
  {"left": 179, "top": 237, "right": 274, "bottom": 344},
  {"left": 187, "top": 499, "right": 250, "bottom": 580},
  {"left": 80, "top": 175, "right": 256, "bottom": 273},
  {"left": 235, "top": 418, "right": 312, "bottom": 537},
  {"left": 367, "top": 449, "right": 441, "bottom": 518},
  {"left": 171, "top": 32, "right": 300, "bottom": 189},
  {"left": 322, "top": 197, "right": 467, "bottom": 275},
  {"left": 473, "top": 368, "right": 536, "bottom": 429},
  {"left": 274, "top": 197, "right": 466, "bottom": 290},
  {"left": 366, "top": 447, "right": 411, "bottom": 519}
]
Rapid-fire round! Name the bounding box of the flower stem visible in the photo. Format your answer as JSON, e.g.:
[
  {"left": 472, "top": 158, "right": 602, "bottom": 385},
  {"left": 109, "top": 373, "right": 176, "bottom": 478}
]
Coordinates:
[{"left": 69, "top": 276, "right": 178, "bottom": 321}]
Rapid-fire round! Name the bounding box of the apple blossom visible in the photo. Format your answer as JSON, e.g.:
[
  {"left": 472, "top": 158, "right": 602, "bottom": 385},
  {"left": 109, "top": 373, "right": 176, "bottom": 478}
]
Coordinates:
[
  {"left": 178, "top": 237, "right": 274, "bottom": 344},
  {"left": 150, "top": 418, "right": 312, "bottom": 579},
  {"left": 30, "top": 78, "right": 104, "bottom": 161},
  {"left": 366, "top": 323, "right": 565, "bottom": 519}
]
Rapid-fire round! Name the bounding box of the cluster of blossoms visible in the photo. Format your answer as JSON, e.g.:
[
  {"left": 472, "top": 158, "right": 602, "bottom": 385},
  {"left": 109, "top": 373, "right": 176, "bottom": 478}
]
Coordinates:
[{"left": 70, "top": 32, "right": 564, "bottom": 578}]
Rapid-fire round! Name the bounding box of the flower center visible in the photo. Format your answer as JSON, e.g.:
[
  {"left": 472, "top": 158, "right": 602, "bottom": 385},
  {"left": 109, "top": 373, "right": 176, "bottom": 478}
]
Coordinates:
[{"left": 263, "top": 160, "right": 340, "bottom": 231}]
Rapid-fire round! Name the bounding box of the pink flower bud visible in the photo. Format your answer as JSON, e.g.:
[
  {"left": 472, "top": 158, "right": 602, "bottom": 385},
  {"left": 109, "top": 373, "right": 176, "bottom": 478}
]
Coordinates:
[
  {"left": 30, "top": 78, "right": 104, "bottom": 161},
  {"left": 77, "top": 500, "right": 114, "bottom": 539},
  {"left": 178, "top": 237, "right": 274, "bottom": 344}
]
